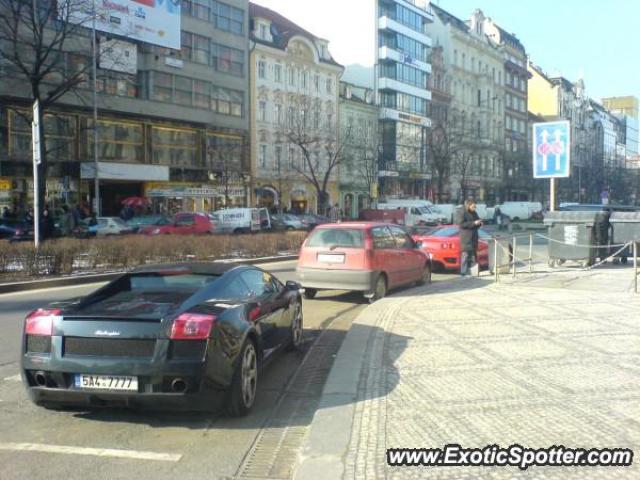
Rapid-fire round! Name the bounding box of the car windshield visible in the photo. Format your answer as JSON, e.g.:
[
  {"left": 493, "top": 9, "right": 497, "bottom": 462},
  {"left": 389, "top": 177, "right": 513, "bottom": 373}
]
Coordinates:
[
  {"left": 418, "top": 206, "right": 432, "bottom": 214},
  {"left": 306, "top": 228, "right": 365, "bottom": 248}
]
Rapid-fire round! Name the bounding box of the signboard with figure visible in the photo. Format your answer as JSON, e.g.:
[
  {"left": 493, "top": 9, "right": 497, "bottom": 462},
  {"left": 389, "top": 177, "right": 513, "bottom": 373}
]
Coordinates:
[{"left": 532, "top": 121, "right": 571, "bottom": 178}]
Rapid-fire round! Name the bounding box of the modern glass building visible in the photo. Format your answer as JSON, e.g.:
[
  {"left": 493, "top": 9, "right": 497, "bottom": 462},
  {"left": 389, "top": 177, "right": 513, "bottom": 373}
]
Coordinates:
[{"left": 375, "top": 0, "right": 433, "bottom": 198}]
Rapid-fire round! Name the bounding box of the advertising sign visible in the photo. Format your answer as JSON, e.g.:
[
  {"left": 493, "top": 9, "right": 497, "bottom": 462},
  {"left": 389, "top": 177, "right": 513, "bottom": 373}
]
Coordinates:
[
  {"left": 532, "top": 121, "right": 571, "bottom": 178},
  {"left": 66, "top": 0, "right": 181, "bottom": 50},
  {"left": 99, "top": 38, "right": 138, "bottom": 74}
]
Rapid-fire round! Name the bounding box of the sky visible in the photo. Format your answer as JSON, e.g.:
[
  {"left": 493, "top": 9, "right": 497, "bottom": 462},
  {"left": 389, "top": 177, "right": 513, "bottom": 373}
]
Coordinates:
[{"left": 252, "top": 0, "right": 640, "bottom": 103}]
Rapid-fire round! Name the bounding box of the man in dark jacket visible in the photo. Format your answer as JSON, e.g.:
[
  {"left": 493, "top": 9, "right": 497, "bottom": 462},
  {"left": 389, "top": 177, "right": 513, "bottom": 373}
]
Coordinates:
[{"left": 458, "top": 199, "right": 483, "bottom": 277}]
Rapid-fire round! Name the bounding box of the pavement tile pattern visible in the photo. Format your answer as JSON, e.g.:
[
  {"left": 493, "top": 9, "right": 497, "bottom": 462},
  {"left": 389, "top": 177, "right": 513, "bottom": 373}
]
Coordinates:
[{"left": 343, "top": 279, "right": 640, "bottom": 480}]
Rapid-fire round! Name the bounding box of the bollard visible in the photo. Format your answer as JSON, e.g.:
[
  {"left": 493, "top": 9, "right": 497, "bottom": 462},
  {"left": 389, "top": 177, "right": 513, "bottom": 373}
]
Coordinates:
[
  {"left": 529, "top": 233, "right": 533, "bottom": 274},
  {"left": 494, "top": 238, "right": 499, "bottom": 284},
  {"left": 512, "top": 236, "right": 517, "bottom": 278},
  {"left": 633, "top": 242, "right": 637, "bottom": 293}
]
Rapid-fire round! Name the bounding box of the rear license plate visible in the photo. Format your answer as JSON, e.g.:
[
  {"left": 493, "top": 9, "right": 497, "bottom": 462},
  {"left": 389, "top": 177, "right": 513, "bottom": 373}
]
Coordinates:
[
  {"left": 317, "top": 253, "right": 345, "bottom": 264},
  {"left": 74, "top": 374, "right": 138, "bottom": 391}
]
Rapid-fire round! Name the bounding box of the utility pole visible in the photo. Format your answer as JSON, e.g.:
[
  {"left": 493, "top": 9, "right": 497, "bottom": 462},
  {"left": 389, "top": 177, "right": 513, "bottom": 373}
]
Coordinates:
[{"left": 91, "top": 0, "right": 101, "bottom": 215}]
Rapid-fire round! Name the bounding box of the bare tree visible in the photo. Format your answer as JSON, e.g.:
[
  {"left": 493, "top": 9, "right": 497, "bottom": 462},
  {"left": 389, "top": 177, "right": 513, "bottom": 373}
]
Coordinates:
[
  {"left": 281, "top": 95, "right": 351, "bottom": 215},
  {"left": 342, "top": 121, "right": 379, "bottom": 209},
  {"left": 207, "top": 135, "right": 246, "bottom": 207},
  {"left": 0, "top": 0, "right": 120, "bottom": 239}
]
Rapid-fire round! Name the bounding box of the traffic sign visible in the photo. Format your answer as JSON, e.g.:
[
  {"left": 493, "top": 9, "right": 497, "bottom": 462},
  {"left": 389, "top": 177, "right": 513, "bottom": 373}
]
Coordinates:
[
  {"left": 532, "top": 121, "right": 571, "bottom": 178},
  {"left": 32, "top": 99, "right": 41, "bottom": 166}
]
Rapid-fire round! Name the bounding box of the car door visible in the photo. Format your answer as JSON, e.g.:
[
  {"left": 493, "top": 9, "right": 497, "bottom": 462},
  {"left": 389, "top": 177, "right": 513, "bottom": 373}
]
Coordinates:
[
  {"left": 174, "top": 214, "right": 195, "bottom": 234},
  {"left": 371, "top": 226, "right": 401, "bottom": 288},
  {"left": 390, "top": 225, "right": 425, "bottom": 284},
  {"left": 240, "top": 269, "right": 284, "bottom": 357}
]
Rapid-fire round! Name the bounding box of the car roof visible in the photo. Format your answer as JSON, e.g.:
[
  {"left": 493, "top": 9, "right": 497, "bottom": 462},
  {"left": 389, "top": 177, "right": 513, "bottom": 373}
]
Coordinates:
[
  {"left": 315, "top": 221, "right": 396, "bottom": 229},
  {"left": 131, "top": 262, "right": 249, "bottom": 276}
]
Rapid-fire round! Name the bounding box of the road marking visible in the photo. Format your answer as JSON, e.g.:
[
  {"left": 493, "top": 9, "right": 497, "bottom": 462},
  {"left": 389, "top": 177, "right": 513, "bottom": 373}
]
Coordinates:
[
  {"left": 0, "top": 282, "right": 108, "bottom": 297},
  {"left": 0, "top": 443, "right": 182, "bottom": 462},
  {"left": 3, "top": 374, "right": 21, "bottom": 382}
]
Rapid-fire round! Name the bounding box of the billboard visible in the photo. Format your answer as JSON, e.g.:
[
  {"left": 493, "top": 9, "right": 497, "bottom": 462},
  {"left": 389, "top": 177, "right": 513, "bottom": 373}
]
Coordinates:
[{"left": 66, "top": 0, "right": 181, "bottom": 50}]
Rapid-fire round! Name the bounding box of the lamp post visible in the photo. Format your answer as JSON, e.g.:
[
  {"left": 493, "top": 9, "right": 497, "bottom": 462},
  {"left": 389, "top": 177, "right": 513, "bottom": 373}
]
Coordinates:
[{"left": 91, "top": 0, "right": 100, "bottom": 215}]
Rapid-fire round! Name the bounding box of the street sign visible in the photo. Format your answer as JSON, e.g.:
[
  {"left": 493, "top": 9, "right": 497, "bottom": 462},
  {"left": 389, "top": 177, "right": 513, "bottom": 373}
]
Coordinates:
[
  {"left": 32, "top": 100, "right": 41, "bottom": 165},
  {"left": 532, "top": 121, "right": 571, "bottom": 178}
]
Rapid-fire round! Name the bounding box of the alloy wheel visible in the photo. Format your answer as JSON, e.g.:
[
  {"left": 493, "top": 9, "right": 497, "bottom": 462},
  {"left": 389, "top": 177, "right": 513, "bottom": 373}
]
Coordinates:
[{"left": 241, "top": 343, "right": 258, "bottom": 409}]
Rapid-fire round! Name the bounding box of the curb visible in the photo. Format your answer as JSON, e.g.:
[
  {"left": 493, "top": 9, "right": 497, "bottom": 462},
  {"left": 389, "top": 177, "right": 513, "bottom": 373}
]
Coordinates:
[{"left": 0, "top": 254, "right": 299, "bottom": 295}]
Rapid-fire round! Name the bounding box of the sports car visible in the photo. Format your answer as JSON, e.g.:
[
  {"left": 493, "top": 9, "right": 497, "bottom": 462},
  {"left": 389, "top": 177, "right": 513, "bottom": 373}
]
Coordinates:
[{"left": 21, "top": 263, "right": 304, "bottom": 416}]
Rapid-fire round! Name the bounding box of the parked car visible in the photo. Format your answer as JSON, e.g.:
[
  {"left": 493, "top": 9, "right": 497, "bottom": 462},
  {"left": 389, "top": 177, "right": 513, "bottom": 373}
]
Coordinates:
[
  {"left": 0, "top": 218, "right": 21, "bottom": 239},
  {"left": 125, "top": 215, "right": 171, "bottom": 233},
  {"left": 72, "top": 217, "right": 135, "bottom": 238},
  {"left": 429, "top": 204, "right": 459, "bottom": 224},
  {"left": 378, "top": 201, "right": 447, "bottom": 226},
  {"left": 409, "top": 225, "right": 494, "bottom": 272},
  {"left": 211, "top": 208, "right": 270, "bottom": 234},
  {"left": 296, "top": 213, "right": 330, "bottom": 231},
  {"left": 296, "top": 222, "right": 431, "bottom": 302},
  {"left": 272, "top": 214, "right": 305, "bottom": 231},
  {"left": 20, "top": 262, "right": 304, "bottom": 415},
  {"left": 140, "top": 213, "right": 214, "bottom": 235}
]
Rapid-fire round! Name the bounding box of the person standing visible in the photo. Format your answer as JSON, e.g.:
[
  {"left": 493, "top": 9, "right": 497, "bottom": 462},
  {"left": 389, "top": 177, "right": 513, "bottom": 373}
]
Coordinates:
[
  {"left": 494, "top": 206, "right": 502, "bottom": 231},
  {"left": 458, "top": 199, "right": 483, "bottom": 277}
]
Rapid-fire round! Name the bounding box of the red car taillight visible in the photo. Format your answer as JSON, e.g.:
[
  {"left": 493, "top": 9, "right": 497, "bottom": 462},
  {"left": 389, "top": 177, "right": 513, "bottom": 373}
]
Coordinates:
[
  {"left": 25, "top": 309, "right": 62, "bottom": 336},
  {"left": 170, "top": 313, "right": 216, "bottom": 340}
]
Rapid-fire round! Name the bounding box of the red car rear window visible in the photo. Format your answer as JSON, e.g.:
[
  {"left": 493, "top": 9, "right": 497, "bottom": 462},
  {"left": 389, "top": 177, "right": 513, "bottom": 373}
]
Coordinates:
[{"left": 306, "top": 228, "right": 365, "bottom": 248}]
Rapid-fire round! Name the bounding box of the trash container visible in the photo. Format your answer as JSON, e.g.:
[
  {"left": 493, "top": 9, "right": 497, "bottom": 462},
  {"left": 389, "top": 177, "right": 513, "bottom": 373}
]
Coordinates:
[
  {"left": 610, "top": 211, "right": 640, "bottom": 263},
  {"left": 543, "top": 211, "right": 599, "bottom": 268},
  {"left": 488, "top": 235, "right": 512, "bottom": 274}
]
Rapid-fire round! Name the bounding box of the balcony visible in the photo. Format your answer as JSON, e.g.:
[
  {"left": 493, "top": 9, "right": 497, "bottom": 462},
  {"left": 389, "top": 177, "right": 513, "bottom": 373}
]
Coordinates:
[
  {"left": 378, "top": 47, "right": 431, "bottom": 73},
  {"left": 378, "top": 16, "right": 432, "bottom": 47},
  {"left": 378, "top": 78, "right": 431, "bottom": 101}
]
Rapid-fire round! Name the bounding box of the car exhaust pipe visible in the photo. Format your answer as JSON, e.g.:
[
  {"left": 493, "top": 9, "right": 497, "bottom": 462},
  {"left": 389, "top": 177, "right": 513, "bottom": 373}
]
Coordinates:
[
  {"left": 170, "top": 378, "right": 188, "bottom": 393},
  {"left": 34, "top": 371, "right": 47, "bottom": 387}
]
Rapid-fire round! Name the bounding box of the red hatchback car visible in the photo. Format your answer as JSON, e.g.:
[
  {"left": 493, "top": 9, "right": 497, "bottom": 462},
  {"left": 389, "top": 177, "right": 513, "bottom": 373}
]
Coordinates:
[
  {"left": 297, "top": 222, "right": 431, "bottom": 302},
  {"left": 140, "top": 213, "right": 214, "bottom": 235},
  {"left": 411, "top": 225, "right": 490, "bottom": 272}
]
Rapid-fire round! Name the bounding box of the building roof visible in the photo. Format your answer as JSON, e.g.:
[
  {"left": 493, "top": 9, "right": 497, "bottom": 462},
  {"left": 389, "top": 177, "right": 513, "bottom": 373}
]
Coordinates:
[
  {"left": 495, "top": 25, "right": 525, "bottom": 52},
  {"left": 431, "top": 3, "right": 470, "bottom": 33},
  {"left": 249, "top": 2, "right": 341, "bottom": 67}
]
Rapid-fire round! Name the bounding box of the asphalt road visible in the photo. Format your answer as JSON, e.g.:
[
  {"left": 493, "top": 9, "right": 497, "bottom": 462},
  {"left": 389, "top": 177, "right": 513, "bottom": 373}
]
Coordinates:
[{"left": 0, "top": 260, "right": 457, "bottom": 480}]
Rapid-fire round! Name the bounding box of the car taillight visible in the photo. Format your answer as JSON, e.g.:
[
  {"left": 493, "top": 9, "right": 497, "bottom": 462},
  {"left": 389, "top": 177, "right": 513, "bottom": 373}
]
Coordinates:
[
  {"left": 25, "top": 309, "right": 62, "bottom": 336},
  {"left": 170, "top": 313, "right": 216, "bottom": 340}
]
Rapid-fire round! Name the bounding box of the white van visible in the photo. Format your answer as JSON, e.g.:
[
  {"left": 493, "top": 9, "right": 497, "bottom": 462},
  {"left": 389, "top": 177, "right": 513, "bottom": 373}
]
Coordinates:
[
  {"left": 430, "top": 204, "right": 457, "bottom": 224},
  {"left": 496, "top": 202, "right": 542, "bottom": 221},
  {"left": 378, "top": 201, "right": 447, "bottom": 226},
  {"left": 211, "top": 208, "right": 271, "bottom": 234}
]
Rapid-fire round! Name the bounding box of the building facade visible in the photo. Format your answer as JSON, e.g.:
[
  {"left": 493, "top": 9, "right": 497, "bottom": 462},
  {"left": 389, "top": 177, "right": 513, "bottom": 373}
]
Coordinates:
[
  {"left": 482, "top": 13, "right": 531, "bottom": 201},
  {"left": 0, "top": 0, "right": 252, "bottom": 216},
  {"left": 427, "top": 5, "right": 505, "bottom": 204},
  {"left": 249, "top": 3, "right": 343, "bottom": 214},
  {"left": 375, "top": 0, "right": 433, "bottom": 199},
  {"left": 339, "top": 81, "right": 378, "bottom": 218}
]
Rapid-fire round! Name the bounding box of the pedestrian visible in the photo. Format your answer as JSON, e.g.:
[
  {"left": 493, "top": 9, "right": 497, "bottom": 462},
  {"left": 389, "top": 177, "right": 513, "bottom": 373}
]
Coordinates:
[
  {"left": 41, "top": 205, "right": 55, "bottom": 239},
  {"left": 458, "top": 199, "right": 483, "bottom": 278},
  {"left": 494, "top": 206, "right": 502, "bottom": 231}
]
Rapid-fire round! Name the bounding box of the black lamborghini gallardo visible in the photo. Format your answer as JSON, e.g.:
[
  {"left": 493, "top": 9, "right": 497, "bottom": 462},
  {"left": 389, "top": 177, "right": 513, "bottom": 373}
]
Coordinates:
[{"left": 20, "top": 263, "right": 304, "bottom": 416}]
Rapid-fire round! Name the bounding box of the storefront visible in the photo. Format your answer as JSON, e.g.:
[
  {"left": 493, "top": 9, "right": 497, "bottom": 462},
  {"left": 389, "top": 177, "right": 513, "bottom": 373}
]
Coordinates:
[{"left": 144, "top": 182, "right": 248, "bottom": 215}]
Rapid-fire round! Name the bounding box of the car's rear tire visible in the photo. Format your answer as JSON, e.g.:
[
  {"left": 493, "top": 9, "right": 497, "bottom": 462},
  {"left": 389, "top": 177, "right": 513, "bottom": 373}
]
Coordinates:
[
  {"left": 227, "top": 339, "right": 258, "bottom": 417},
  {"left": 368, "top": 274, "right": 387, "bottom": 303},
  {"left": 286, "top": 300, "right": 304, "bottom": 352},
  {"left": 303, "top": 288, "right": 317, "bottom": 299},
  {"left": 417, "top": 263, "right": 432, "bottom": 286}
]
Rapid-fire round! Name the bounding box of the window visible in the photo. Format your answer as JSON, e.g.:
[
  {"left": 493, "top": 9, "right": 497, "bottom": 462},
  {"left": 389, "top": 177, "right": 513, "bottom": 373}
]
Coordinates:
[
  {"left": 211, "top": 43, "right": 243, "bottom": 76},
  {"left": 211, "top": 0, "right": 244, "bottom": 34},
  {"left": 274, "top": 145, "right": 282, "bottom": 169},
  {"left": 9, "top": 111, "right": 77, "bottom": 161},
  {"left": 371, "top": 226, "right": 395, "bottom": 249},
  {"left": 216, "top": 275, "right": 250, "bottom": 300},
  {"left": 274, "top": 64, "right": 282, "bottom": 83},
  {"left": 152, "top": 127, "right": 198, "bottom": 167},
  {"left": 175, "top": 76, "right": 193, "bottom": 106},
  {"left": 314, "top": 74, "right": 320, "bottom": 92},
  {"left": 258, "top": 60, "right": 266, "bottom": 79},
  {"left": 259, "top": 144, "right": 267, "bottom": 168},
  {"left": 152, "top": 71, "right": 173, "bottom": 102},
  {"left": 193, "top": 34, "right": 210, "bottom": 64},
  {"left": 240, "top": 270, "right": 275, "bottom": 298},
  {"left": 313, "top": 110, "right": 320, "bottom": 129},
  {"left": 287, "top": 106, "right": 294, "bottom": 128},
  {"left": 301, "top": 71, "right": 308, "bottom": 90},
  {"left": 477, "top": 89, "right": 481, "bottom": 107},
  {"left": 287, "top": 67, "right": 295, "bottom": 86},
  {"left": 259, "top": 23, "right": 267, "bottom": 40},
  {"left": 453, "top": 49, "right": 458, "bottom": 66},
  {"left": 194, "top": 80, "right": 210, "bottom": 108},
  {"left": 182, "top": 0, "right": 210, "bottom": 21},
  {"left": 274, "top": 104, "right": 282, "bottom": 124},
  {"left": 181, "top": 31, "right": 193, "bottom": 60},
  {"left": 288, "top": 146, "right": 296, "bottom": 169},
  {"left": 326, "top": 77, "right": 333, "bottom": 94},
  {"left": 211, "top": 86, "right": 244, "bottom": 117},
  {"left": 389, "top": 225, "right": 414, "bottom": 249},
  {"left": 258, "top": 100, "right": 266, "bottom": 121},
  {"left": 306, "top": 228, "right": 365, "bottom": 248},
  {"left": 89, "top": 120, "right": 144, "bottom": 164}
]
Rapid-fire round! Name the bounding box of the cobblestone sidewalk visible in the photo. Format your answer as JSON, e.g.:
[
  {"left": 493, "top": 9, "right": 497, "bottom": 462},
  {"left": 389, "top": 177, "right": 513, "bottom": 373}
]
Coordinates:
[{"left": 295, "top": 275, "right": 640, "bottom": 480}]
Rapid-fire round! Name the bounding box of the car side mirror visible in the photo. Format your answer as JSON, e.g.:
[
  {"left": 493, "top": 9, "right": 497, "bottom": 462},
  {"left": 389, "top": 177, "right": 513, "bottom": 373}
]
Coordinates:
[
  {"left": 286, "top": 280, "right": 302, "bottom": 291},
  {"left": 414, "top": 241, "right": 423, "bottom": 249}
]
